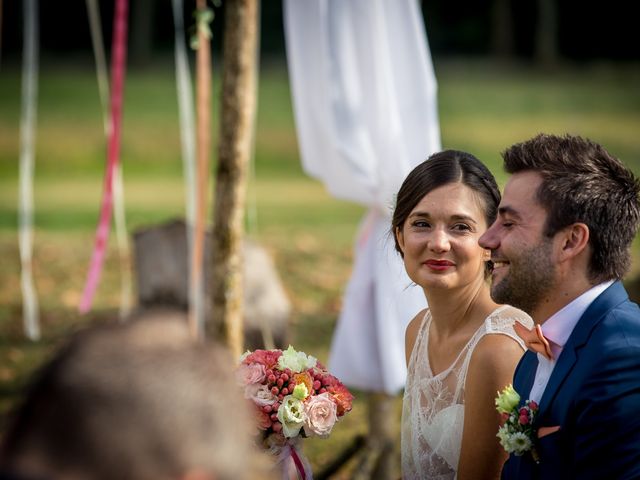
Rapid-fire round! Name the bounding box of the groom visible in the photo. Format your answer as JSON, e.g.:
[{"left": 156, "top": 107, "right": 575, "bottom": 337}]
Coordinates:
[{"left": 479, "top": 133, "right": 640, "bottom": 479}]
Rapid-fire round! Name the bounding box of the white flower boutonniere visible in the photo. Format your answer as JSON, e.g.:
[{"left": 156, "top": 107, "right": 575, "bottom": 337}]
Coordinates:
[{"left": 495, "top": 384, "right": 540, "bottom": 463}]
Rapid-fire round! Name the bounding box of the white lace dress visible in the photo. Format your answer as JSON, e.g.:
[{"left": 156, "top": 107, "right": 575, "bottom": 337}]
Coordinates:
[{"left": 400, "top": 305, "right": 532, "bottom": 479}]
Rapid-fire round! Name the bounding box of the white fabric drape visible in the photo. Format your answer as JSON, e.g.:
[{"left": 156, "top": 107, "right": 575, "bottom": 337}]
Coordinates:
[
  {"left": 284, "top": 0, "right": 441, "bottom": 394},
  {"left": 171, "top": 0, "right": 202, "bottom": 334},
  {"left": 19, "top": 0, "right": 39, "bottom": 340}
]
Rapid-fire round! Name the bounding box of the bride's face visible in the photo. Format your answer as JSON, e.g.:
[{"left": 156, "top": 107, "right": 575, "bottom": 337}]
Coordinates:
[{"left": 395, "top": 182, "right": 490, "bottom": 291}]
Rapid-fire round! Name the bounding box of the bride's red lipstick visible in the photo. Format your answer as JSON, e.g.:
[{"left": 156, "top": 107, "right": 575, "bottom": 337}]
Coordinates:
[{"left": 424, "top": 259, "right": 455, "bottom": 271}]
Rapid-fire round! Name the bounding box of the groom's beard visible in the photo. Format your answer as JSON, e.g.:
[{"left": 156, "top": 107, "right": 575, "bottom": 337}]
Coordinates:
[{"left": 490, "top": 238, "right": 555, "bottom": 315}]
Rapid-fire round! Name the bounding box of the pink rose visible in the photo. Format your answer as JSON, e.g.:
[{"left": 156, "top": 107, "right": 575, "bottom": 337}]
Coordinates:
[
  {"left": 236, "top": 363, "right": 266, "bottom": 386},
  {"left": 519, "top": 414, "right": 529, "bottom": 425},
  {"left": 303, "top": 392, "right": 337, "bottom": 438}
]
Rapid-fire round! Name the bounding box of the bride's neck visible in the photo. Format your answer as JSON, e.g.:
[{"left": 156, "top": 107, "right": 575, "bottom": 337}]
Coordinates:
[{"left": 425, "top": 281, "right": 496, "bottom": 336}]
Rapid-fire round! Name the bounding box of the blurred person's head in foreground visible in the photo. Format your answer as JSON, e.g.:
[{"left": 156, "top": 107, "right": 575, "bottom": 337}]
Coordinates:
[{"left": 0, "top": 313, "right": 272, "bottom": 480}]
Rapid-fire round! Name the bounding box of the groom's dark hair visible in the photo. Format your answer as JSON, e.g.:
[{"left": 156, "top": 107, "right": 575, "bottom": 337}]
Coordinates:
[{"left": 503, "top": 133, "right": 640, "bottom": 284}]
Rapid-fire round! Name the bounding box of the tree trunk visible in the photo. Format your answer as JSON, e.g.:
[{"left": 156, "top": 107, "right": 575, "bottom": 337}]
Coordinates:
[{"left": 210, "top": 0, "right": 258, "bottom": 358}]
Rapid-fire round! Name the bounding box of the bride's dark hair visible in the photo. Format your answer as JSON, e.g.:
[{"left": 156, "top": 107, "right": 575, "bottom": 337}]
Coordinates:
[{"left": 391, "top": 150, "right": 500, "bottom": 259}]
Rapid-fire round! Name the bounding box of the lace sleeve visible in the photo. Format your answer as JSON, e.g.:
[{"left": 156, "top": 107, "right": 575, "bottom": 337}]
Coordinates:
[{"left": 486, "top": 305, "right": 534, "bottom": 350}]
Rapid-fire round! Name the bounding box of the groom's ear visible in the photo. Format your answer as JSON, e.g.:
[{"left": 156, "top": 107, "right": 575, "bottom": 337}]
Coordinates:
[{"left": 558, "top": 222, "right": 590, "bottom": 261}]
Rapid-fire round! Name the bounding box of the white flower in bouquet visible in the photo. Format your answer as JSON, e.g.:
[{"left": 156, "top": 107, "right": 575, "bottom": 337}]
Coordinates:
[
  {"left": 246, "top": 383, "right": 278, "bottom": 406},
  {"left": 277, "top": 395, "right": 306, "bottom": 438},
  {"left": 277, "top": 345, "right": 317, "bottom": 373}
]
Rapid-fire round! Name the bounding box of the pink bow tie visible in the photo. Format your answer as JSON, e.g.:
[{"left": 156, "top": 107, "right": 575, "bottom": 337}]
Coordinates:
[{"left": 514, "top": 321, "right": 554, "bottom": 361}]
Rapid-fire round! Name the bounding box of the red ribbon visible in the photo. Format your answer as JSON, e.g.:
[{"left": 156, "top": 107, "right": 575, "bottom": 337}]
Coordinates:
[
  {"left": 79, "top": 0, "right": 128, "bottom": 313},
  {"left": 289, "top": 445, "right": 307, "bottom": 480}
]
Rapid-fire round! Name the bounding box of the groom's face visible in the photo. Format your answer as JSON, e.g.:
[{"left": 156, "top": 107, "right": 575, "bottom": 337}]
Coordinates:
[{"left": 478, "top": 171, "right": 557, "bottom": 315}]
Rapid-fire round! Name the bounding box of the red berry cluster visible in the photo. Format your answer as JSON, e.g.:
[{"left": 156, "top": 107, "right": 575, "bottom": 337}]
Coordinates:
[{"left": 259, "top": 367, "right": 292, "bottom": 434}]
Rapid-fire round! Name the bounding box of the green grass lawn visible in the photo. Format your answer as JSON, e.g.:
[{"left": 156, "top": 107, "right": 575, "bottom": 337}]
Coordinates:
[{"left": 1, "top": 58, "right": 639, "bottom": 477}]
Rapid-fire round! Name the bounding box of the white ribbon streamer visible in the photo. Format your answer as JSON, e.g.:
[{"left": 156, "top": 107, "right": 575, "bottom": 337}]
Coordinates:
[
  {"left": 86, "top": 0, "right": 132, "bottom": 320},
  {"left": 112, "top": 164, "right": 132, "bottom": 319},
  {"left": 171, "top": 0, "right": 200, "bottom": 333},
  {"left": 86, "top": 0, "right": 110, "bottom": 132},
  {"left": 19, "top": 0, "right": 40, "bottom": 340},
  {"left": 171, "top": 0, "right": 197, "bottom": 234}
]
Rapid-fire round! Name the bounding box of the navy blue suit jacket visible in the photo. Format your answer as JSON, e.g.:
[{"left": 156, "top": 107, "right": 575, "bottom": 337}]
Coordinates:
[{"left": 501, "top": 281, "right": 640, "bottom": 479}]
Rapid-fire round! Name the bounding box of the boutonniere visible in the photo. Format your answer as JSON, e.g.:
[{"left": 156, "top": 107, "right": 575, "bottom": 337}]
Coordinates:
[{"left": 495, "top": 385, "right": 540, "bottom": 463}]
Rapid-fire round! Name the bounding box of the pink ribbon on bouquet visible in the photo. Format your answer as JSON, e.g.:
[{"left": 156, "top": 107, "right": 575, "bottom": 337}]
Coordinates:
[
  {"left": 276, "top": 440, "right": 313, "bottom": 480},
  {"left": 290, "top": 445, "right": 309, "bottom": 479},
  {"left": 79, "top": 0, "right": 128, "bottom": 313}
]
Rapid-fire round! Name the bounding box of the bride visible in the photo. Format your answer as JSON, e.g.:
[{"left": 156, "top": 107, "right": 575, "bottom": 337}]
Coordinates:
[{"left": 393, "top": 151, "right": 533, "bottom": 479}]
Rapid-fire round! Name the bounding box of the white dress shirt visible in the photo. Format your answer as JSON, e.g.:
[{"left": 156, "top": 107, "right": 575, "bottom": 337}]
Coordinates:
[{"left": 528, "top": 281, "right": 614, "bottom": 403}]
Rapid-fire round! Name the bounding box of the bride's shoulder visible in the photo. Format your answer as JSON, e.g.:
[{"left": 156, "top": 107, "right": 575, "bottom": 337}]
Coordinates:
[
  {"left": 405, "top": 308, "right": 429, "bottom": 365},
  {"left": 407, "top": 307, "right": 429, "bottom": 332}
]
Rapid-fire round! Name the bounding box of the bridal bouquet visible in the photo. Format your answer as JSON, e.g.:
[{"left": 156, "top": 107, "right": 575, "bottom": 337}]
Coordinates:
[{"left": 237, "top": 346, "right": 354, "bottom": 479}]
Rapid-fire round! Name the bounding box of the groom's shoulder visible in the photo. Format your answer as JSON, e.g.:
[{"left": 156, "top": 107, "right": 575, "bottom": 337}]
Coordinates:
[
  {"left": 590, "top": 290, "right": 640, "bottom": 351},
  {"left": 607, "top": 297, "right": 640, "bottom": 335},
  {"left": 588, "top": 281, "right": 640, "bottom": 322}
]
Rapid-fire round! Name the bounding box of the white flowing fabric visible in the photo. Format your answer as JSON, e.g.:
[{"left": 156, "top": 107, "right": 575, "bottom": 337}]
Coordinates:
[
  {"left": 171, "top": 0, "right": 202, "bottom": 334},
  {"left": 284, "top": 0, "right": 441, "bottom": 394},
  {"left": 19, "top": 0, "right": 39, "bottom": 340}
]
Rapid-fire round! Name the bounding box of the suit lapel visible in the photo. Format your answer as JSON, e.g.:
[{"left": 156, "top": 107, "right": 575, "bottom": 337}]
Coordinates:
[
  {"left": 514, "top": 351, "right": 538, "bottom": 402},
  {"left": 536, "top": 281, "right": 629, "bottom": 418}
]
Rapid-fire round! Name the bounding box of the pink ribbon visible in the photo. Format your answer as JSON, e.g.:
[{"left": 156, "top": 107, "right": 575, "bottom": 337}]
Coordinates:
[
  {"left": 79, "top": 0, "right": 128, "bottom": 313},
  {"left": 275, "top": 440, "right": 312, "bottom": 480},
  {"left": 289, "top": 444, "right": 307, "bottom": 480}
]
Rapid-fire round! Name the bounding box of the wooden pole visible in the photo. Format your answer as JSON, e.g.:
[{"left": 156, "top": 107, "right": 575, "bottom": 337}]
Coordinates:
[
  {"left": 210, "top": 0, "right": 258, "bottom": 358},
  {"left": 189, "top": 0, "right": 212, "bottom": 340}
]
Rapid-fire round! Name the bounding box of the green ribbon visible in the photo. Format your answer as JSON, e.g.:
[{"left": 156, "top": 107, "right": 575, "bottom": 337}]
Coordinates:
[{"left": 190, "top": 7, "right": 214, "bottom": 50}]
